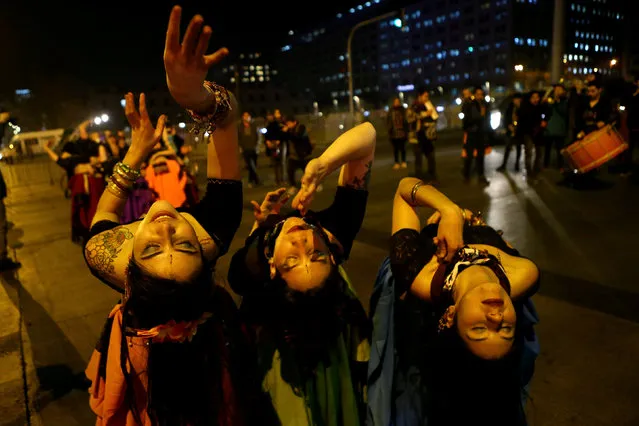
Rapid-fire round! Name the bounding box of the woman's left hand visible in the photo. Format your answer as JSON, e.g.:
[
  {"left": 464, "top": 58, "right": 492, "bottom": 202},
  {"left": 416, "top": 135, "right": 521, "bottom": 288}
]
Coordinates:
[
  {"left": 292, "top": 158, "right": 327, "bottom": 215},
  {"left": 251, "top": 188, "right": 290, "bottom": 224},
  {"left": 124, "top": 93, "right": 166, "bottom": 163},
  {"left": 433, "top": 206, "right": 465, "bottom": 263}
]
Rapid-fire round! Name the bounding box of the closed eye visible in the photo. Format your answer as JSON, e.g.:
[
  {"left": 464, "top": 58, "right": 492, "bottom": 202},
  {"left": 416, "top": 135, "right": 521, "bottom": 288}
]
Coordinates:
[
  {"left": 141, "top": 244, "right": 162, "bottom": 259},
  {"left": 176, "top": 241, "right": 198, "bottom": 253}
]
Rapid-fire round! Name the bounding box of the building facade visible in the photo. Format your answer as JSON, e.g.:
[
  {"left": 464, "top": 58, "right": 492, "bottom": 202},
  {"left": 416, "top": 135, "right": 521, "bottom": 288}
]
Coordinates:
[{"left": 377, "top": 0, "right": 624, "bottom": 102}]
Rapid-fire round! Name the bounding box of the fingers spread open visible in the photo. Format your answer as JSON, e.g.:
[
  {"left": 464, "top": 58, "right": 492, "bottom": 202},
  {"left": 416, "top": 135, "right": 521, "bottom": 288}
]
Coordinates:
[
  {"left": 164, "top": 6, "right": 182, "bottom": 56},
  {"left": 153, "top": 115, "right": 167, "bottom": 141},
  {"left": 139, "top": 93, "right": 149, "bottom": 122},
  {"left": 203, "top": 47, "right": 229, "bottom": 68},
  {"left": 181, "top": 14, "right": 204, "bottom": 57},
  {"left": 124, "top": 92, "right": 140, "bottom": 128},
  {"left": 194, "top": 25, "right": 213, "bottom": 59}
]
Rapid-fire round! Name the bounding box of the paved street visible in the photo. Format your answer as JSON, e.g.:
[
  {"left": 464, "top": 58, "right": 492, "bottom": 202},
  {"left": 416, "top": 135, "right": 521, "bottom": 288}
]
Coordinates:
[{"left": 1, "top": 132, "right": 639, "bottom": 425}]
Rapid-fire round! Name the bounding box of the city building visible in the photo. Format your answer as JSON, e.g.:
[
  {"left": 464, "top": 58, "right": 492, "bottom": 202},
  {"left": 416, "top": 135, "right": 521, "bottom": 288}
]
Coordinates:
[
  {"left": 377, "top": 0, "right": 624, "bottom": 101},
  {"left": 211, "top": 51, "right": 313, "bottom": 118},
  {"left": 274, "top": 0, "right": 413, "bottom": 110}
]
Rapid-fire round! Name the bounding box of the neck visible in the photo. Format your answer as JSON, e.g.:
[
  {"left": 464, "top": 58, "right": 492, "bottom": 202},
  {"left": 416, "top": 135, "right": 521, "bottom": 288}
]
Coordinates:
[{"left": 452, "top": 265, "right": 500, "bottom": 303}]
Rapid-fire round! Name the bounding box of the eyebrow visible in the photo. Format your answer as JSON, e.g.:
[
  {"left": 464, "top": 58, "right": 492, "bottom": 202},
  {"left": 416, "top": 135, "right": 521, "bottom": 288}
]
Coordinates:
[
  {"left": 139, "top": 248, "right": 198, "bottom": 260},
  {"left": 465, "top": 333, "right": 515, "bottom": 342}
]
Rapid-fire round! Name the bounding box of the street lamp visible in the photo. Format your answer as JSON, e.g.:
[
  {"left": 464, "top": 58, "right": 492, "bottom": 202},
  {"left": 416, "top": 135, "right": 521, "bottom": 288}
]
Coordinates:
[
  {"left": 514, "top": 64, "right": 524, "bottom": 72},
  {"left": 348, "top": 9, "right": 404, "bottom": 121},
  {"left": 101, "top": 114, "right": 109, "bottom": 123},
  {"left": 610, "top": 58, "right": 618, "bottom": 67}
]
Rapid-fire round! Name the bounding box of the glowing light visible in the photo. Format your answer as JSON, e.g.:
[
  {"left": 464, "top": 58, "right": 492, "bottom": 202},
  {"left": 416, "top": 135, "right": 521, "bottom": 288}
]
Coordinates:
[
  {"left": 9, "top": 144, "right": 14, "bottom": 149},
  {"left": 392, "top": 18, "right": 402, "bottom": 28},
  {"left": 260, "top": 128, "right": 267, "bottom": 134},
  {"left": 619, "top": 105, "right": 626, "bottom": 111},
  {"left": 178, "top": 122, "right": 186, "bottom": 129},
  {"left": 94, "top": 117, "right": 102, "bottom": 125},
  {"left": 458, "top": 112, "right": 465, "bottom": 119},
  {"left": 364, "top": 110, "right": 370, "bottom": 117},
  {"left": 436, "top": 106, "right": 445, "bottom": 112},
  {"left": 120, "top": 99, "right": 126, "bottom": 108},
  {"left": 490, "top": 111, "right": 501, "bottom": 130},
  {"left": 101, "top": 114, "right": 109, "bottom": 122},
  {"left": 339, "top": 124, "right": 345, "bottom": 130},
  {"left": 610, "top": 58, "right": 618, "bottom": 66},
  {"left": 455, "top": 97, "right": 462, "bottom": 105},
  {"left": 514, "top": 64, "right": 524, "bottom": 72},
  {"left": 403, "top": 103, "right": 408, "bottom": 108},
  {"left": 204, "top": 131, "right": 210, "bottom": 138}
]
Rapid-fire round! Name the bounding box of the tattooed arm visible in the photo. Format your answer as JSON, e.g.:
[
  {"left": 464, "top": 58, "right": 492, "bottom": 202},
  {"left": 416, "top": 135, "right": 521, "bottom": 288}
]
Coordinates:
[{"left": 84, "top": 224, "right": 134, "bottom": 291}]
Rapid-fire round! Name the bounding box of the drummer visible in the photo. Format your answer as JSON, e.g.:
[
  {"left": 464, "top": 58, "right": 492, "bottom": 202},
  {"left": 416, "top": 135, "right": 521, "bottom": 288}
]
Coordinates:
[{"left": 561, "top": 81, "right": 615, "bottom": 188}]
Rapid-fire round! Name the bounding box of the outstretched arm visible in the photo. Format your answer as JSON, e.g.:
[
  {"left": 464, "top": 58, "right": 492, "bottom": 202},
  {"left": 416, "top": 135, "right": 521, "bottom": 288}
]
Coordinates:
[
  {"left": 292, "top": 122, "right": 376, "bottom": 213},
  {"left": 91, "top": 93, "right": 166, "bottom": 226}
]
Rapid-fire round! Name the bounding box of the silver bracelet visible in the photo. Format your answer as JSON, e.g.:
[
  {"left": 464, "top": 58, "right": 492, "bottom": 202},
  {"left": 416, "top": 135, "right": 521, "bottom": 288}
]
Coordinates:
[{"left": 410, "top": 181, "right": 424, "bottom": 206}]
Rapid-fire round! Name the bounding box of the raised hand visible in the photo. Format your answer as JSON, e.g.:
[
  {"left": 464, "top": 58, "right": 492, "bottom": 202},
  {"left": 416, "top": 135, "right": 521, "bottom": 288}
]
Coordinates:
[
  {"left": 291, "top": 158, "right": 327, "bottom": 215},
  {"left": 124, "top": 92, "right": 166, "bottom": 160},
  {"left": 163, "top": 5, "right": 229, "bottom": 112},
  {"left": 251, "top": 188, "right": 290, "bottom": 224}
]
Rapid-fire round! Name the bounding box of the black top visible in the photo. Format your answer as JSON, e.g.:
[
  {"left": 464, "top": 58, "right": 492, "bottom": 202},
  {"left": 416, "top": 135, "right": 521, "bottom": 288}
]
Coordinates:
[
  {"left": 578, "top": 98, "right": 613, "bottom": 135},
  {"left": 285, "top": 123, "right": 312, "bottom": 160},
  {"left": 0, "top": 169, "right": 6, "bottom": 200},
  {"left": 516, "top": 102, "right": 544, "bottom": 137},
  {"left": 84, "top": 179, "right": 243, "bottom": 292},
  {"left": 228, "top": 186, "right": 368, "bottom": 295},
  {"left": 390, "top": 224, "right": 523, "bottom": 298},
  {"left": 462, "top": 100, "right": 488, "bottom": 133}
]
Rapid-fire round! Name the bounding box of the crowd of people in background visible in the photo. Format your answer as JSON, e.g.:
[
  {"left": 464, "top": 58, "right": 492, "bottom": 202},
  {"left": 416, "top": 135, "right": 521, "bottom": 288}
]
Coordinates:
[
  {"left": 385, "top": 72, "right": 637, "bottom": 190},
  {"left": 43, "top": 119, "right": 198, "bottom": 245}
]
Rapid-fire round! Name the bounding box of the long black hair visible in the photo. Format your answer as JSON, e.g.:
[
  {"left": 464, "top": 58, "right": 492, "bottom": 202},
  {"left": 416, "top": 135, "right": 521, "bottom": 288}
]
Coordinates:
[{"left": 119, "top": 257, "right": 232, "bottom": 426}]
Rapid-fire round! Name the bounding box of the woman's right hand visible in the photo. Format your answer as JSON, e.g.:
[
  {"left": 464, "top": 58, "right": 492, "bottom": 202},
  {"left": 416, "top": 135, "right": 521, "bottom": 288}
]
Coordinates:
[
  {"left": 292, "top": 158, "right": 327, "bottom": 215},
  {"left": 163, "top": 6, "right": 229, "bottom": 112},
  {"left": 433, "top": 206, "right": 465, "bottom": 263},
  {"left": 124, "top": 92, "right": 166, "bottom": 165},
  {"left": 251, "top": 188, "right": 290, "bottom": 224}
]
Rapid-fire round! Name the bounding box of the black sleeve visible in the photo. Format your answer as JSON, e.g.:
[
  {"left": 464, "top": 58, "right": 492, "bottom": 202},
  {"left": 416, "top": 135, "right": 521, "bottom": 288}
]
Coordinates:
[
  {"left": 314, "top": 186, "right": 368, "bottom": 259},
  {"left": 389, "top": 227, "right": 437, "bottom": 296},
  {"left": 182, "top": 179, "right": 243, "bottom": 257},
  {"left": 227, "top": 232, "right": 269, "bottom": 297}
]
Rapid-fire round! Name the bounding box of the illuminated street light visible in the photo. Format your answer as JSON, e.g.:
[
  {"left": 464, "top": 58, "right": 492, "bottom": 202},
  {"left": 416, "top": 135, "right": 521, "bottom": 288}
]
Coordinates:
[
  {"left": 514, "top": 64, "right": 524, "bottom": 72},
  {"left": 610, "top": 58, "right": 618, "bottom": 67},
  {"left": 178, "top": 122, "right": 186, "bottom": 129},
  {"left": 260, "top": 128, "right": 267, "bottom": 134},
  {"left": 392, "top": 18, "right": 402, "bottom": 28},
  {"left": 101, "top": 114, "right": 109, "bottom": 122},
  {"left": 120, "top": 99, "right": 126, "bottom": 108},
  {"left": 94, "top": 117, "right": 102, "bottom": 125},
  {"left": 458, "top": 112, "right": 465, "bottom": 119},
  {"left": 455, "top": 97, "right": 462, "bottom": 105}
]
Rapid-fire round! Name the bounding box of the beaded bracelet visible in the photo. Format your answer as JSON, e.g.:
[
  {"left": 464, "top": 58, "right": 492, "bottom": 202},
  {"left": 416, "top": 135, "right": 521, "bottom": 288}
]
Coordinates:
[
  {"left": 186, "top": 81, "right": 232, "bottom": 139},
  {"left": 116, "top": 162, "right": 140, "bottom": 180},
  {"left": 107, "top": 178, "right": 129, "bottom": 199}
]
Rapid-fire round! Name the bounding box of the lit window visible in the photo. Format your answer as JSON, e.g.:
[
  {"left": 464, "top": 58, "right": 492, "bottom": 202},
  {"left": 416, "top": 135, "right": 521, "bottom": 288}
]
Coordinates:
[{"left": 349, "top": 8, "right": 355, "bottom": 13}]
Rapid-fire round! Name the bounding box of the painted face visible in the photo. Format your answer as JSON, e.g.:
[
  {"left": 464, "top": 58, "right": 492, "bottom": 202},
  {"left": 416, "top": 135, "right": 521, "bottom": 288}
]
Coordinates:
[
  {"left": 133, "top": 200, "right": 203, "bottom": 282},
  {"left": 268, "top": 217, "right": 333, "bottom": 292},
  {"left": 454, "top": 282, "right": 517, "bottom": 360}
]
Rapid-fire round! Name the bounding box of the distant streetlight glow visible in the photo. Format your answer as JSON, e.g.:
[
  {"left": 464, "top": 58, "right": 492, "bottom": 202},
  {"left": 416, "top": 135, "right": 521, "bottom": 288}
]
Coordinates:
[
  {"left": 455, "top": 97, "right": 462, "bottom": 105},
  {"left": 260, "top": 127, "right": 267, "bottom": 134},
  {"left": 120, "top": 99, "right": 126, "bottom": 108},
  {"left": 94, "top": 117, "right": 102, "bottom": 125},
  {"left": 178, "top": 122, "right": 186, "bottom": 129},
  {"left": 458, "top": 112, "right": 465, "bottom": 120},
  {"left": 101, "top": 114, "right": 109, "bottom": 122},
  {"left": 514, "top": 64, "right": 524, "bottom": 72},
  {"left": 610, "top": 58, "right": 618, "bottom": 67},
  {"left": 392, "top": 18, "right": 402, "bottom": 28}
]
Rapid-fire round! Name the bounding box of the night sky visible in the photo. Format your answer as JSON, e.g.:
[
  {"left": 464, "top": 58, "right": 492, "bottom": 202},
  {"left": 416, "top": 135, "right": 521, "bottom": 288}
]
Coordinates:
[{"left": 1, "top": 0, "right": 364, "bottom": 94}]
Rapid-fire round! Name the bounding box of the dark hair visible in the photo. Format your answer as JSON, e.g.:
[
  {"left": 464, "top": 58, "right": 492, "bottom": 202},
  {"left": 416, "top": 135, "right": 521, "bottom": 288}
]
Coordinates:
[
  {"left": 120, "top": 257, "right": 231, "bottom": 425},
  {"left": 399, "top": 224, "right": 529, "bottom": 425},
  {"left": 418, "top": 87, "right": 429, "bottom": 96},
  {"left": 474, "top": 86, "right": 485, "bottom": 93},
  {"left": 512, "top": 93, "right": 523, "bottom": 99},
  {"left": 588, "top": 80, "right": 602, "bottom": 89},
  {"left": 258, "top": 266, "right": 368, "bottom": 388},
  {"left": 425, "top": 320, "right": 527, "bottom": 426}
]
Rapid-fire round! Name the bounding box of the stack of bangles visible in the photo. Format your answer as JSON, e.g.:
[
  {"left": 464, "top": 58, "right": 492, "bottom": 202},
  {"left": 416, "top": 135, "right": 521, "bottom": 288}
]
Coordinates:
[
  {"left": 107, "top": 162, "right": 140, "bottom": 199},
  {"left": 186, "top": 80, "right": 233, "bottom": 139}
]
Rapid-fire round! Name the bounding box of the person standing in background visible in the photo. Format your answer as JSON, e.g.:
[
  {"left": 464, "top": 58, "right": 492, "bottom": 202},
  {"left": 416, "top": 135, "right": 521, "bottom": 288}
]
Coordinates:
[
  {"left": 544, "top": 84, "right": 569, "bottom": 169},
  {"left": 497, "top": 93, "right": 523, "bottom": 173},
  {"left": 462, "top": 87, "right": 489, "bottom": 185},
  {"left": 283, "top": 115, "right": 313, "bottom": 188},
  {"left": 264, "top": 111, "right": 284, "bottom": 185},
  {"left": 238, "top": 111, "right": 261, "bottom": 187},
  {"left": 517, "top": 91, "right": 546, "bottom": 181},
  {"left": 0, "top": 169, "right": 20, "bottom": 271},
  {"left": 621, "top": 75, "right": 639, "bottom": 175},
  {"left": 414, "top": 88, "right": 439, "bottom": 181},
  {"left": 387, "top": 97, "right": 408, "bottom": 170}
]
